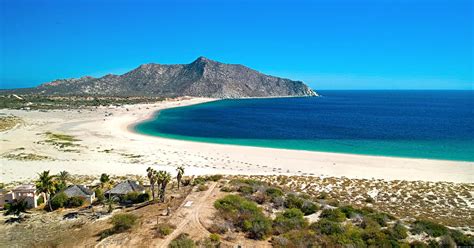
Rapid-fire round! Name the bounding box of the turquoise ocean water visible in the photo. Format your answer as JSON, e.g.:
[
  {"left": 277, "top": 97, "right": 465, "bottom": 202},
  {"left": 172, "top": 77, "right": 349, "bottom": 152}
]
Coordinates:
[{"left": 134, "top": 91, "right": 474, "bottom": 162}]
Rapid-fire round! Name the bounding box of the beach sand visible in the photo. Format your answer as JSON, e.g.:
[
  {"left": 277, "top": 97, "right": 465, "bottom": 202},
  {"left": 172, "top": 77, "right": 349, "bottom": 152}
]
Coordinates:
[{"left": 0, "top": 97, "right": 473, "bottom": 184}]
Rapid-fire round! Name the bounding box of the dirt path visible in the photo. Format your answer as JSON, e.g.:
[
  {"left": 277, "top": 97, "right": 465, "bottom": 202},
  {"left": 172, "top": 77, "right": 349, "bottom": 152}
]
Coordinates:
[{"left": 159, "top": 182, "right": 218, "bottom": 248}]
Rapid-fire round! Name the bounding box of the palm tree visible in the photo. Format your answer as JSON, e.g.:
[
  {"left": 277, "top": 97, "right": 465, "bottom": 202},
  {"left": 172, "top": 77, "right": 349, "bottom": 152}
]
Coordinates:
[
  {"left": 57, "top": 171, "right": 70, "bottom": 191},
  {"left": 35, "top": 170, "right": 56, "bottom": 211},
  {"left": 100, "top": 173, "right": 110, "bottom": 189},
  {"left": 176, "top": 166, "right": 184, "bottom": 189},
  {"left": 4, "top": 198, "right": 28, "bottom": 217},
  {"left": 157, "top": 171, "right": 171, "bottom": 202},
  {"left": 146, "top": 167, "right": 157, "bottom": 201}
]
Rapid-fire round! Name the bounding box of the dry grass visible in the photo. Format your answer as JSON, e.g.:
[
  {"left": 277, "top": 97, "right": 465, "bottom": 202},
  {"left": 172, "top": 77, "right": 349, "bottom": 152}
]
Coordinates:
[
  {"left": 0, "top": 115, "right": 22, "bottom": 132},
  {"left": 226, "top": 175, "right": 474, "bottom": 229}
]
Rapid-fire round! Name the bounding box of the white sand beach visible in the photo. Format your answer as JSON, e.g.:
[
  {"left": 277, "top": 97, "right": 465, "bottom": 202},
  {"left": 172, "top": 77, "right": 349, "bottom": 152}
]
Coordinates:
[{"left": 1, "top": 97, "right": 473, "bottom": 184}]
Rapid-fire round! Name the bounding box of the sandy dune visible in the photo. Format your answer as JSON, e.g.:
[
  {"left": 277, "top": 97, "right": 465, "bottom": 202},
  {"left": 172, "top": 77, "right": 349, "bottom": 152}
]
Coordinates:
[{"left": 1, "top": 97, "right": 473, "bottom": 184}]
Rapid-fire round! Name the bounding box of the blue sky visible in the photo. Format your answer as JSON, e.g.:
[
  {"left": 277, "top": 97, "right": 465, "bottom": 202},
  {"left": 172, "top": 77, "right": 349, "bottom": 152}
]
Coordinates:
[{"left": 1, "top": 0, "right": 472, "bottom": 90}]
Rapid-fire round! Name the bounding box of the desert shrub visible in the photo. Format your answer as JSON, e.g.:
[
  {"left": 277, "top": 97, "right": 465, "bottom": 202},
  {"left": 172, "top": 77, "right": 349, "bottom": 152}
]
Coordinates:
[
  {"left": 362, "top": 224, "right": 391, "bottom": 247},
  {"left": 209, "top": 233, "right": 220, "bottom": 243},
  {"left": 410, "top": 240, "right": 428, "bottom": 248},
  {"left": 318, "top": 192, "right": 329, "bottom": 199},
  {"left": 220, "top": 186, "right": 233, "bottom": 192},
  {"left": 320, "top": 208, "right": 346, "bottom": 222},
  {"left": 181, "top": 178, "right": 192, "bottom": 186},
  {"left": 272, "top": 229, "right": 322, "bottom": 248},
  {"left": 361, "top": 216, "right": 381, "bottom": 230},
  {"left": 66, "top": 196, "right": 85, "bottom": 207},
  {"left": 265, "top": 187, "right": 283, "bottom": 199},
  {"left": 51, "top": 192, "right": 68, "bottom": 210},
  {"left": 214, "top": 194, "right": 272, "bottom": 239},
  {"left": 197, "top": 184, "right": 209, "bottom": 192},
  {"left": 273, "top": 208, "right": 308, "bottom": 234},
  {"left": 339, "top": 205, "right": 363, "bottom": 218},
  {"left": 285, "top": 193, "right": 304, "bottom": 208},
  {"left": 230, "top": 178, "right": 264, "bottom": 187},
  {"left": 123, "top": 191, "right": 139, "bottom": 202},
  {"left": 156, "top": 223, "right": 175, "bottom": 238},
  {"left": 4, "top": 199, "right": 28, "bottom": 216},
  {"left": 111, "top": 213, "right": 138, "bottom": 232},
  {"left": 284, "top": 194, "right": 318, "bottom": 215},
  {"left": 310, "top": 219, "right": 344, "bottom": 235},
  {"left": 209, "top": 222, "right": 230, "bottom": 234},
  {"left": 300, "top": 200, "right": 318, "bottom": 215},
  {"left": 387, "top": 221, "right": 408, "bottom": 240},
  {"left": 238, "top": 185, "right": 255, "bottom": 195},
  {"left": 192, "top": 176, "right": 207, "bottom": 186},
  {"left": 95, "top": 188, "right": 105, "bottom": 203},
  {"left": 272, "top": 196, "right": 285, "bottom": 208},
  {"left": 251, "top": 191, "right": 269, "bottom": 204},
  {"left": 37, "top": 195, "right": 44, "bottom": 206},
  {"left": 169, "top": 233, "right": 195, "bottom": 248},
  {"left": 137, "top": 192, "right": 150, "bottom": 203},
  {"left": 439, "top": 235, "right": 456, "bottom": 248},
  {"left": 329, "top": 224, "right": 365, "bottom": 247},
  {"left": 208, "top": 175, "right": 223, "bottom": 181},
  {"left": 411, "top": 220, "right": 449, "bottom": 237},
  {"left": 449, "top": 229, "right": 474, "bottom": 246},
  {"left": 368, "top": 212, "right": 394, "bottom": 227}
]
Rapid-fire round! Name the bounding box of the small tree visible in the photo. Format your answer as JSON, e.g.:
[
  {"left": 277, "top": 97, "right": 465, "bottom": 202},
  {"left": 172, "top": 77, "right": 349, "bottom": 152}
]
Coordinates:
[
  {"left": 157, "top": 170, "right": 171, "bottom": 202},
  {"left": 146, "top": 167, "right": 156, "bottom": 201},
  {"left": 35, "top": 170, "right": 56, "bottom": 211},
  {"left": 176, "top": 166, "right": 185, "bottom": 189},
  {"left": 4, "top": 198, "right": 28, "bottom": 217},
  {"left": 100, "top": 173, "right": 110, "bottom": 189},
  {"left": 57, "top": 171, "right": 70, "bottom": 191}
]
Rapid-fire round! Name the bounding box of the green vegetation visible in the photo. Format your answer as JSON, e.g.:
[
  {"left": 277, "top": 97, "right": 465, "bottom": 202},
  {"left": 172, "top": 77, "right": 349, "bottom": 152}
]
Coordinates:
[
  {"left": 0, "top": 115, "right": 22, "bottom": 131},
  {"left": 169, "top": 233, "right": 195, "bottom": 248},
  {"left": 284, "top": 193, "right": 318, "bottom": 215},
  {"left": 155, "top": 223, "right": 175, "bottom": 238},
  {"left": 100, "top": 213, "right": 138, "bottom": 240},
  {"left": 0, "top": 94, "right": 165, "bottom": 110},
  {"left": 411, "top": 220, "right": 449, "bottom": 237},
  {"left": 35, "top": 170, "right": 56, "bottom": 211},
  {"left": 197, "top": 184, "right": 209, "bottom": 192},
  {"left": 214, "top": 194, "right": 272, "bottom": 239},
  {"left": 110, "top": 213, "right": 138, "bottom": 232},
  {"left": 4, "top": 199, "right": 28, "bottom": 217},
  {"left": 122, "top": 191, "right": 150, "bottom": 204},
  {"left": 3, "top": 152, "right": 51, "bottom": 161},
  {"left": 273, "top": 208, "right": 308, "bottom": 234},
  {"left": 319, "top": 208, "right": 346, "bottom": 222}
]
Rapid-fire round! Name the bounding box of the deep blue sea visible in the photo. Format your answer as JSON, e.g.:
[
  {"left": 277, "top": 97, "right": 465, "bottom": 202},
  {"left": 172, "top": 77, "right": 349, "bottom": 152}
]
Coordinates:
[{"left": 134, "top": 91, "right": 474, "bottom": 161}]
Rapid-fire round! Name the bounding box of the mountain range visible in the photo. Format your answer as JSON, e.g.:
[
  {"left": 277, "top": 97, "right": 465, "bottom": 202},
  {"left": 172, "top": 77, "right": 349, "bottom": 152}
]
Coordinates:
[{"left": 6, "top": 57, "right": 318, "bottom": 98}]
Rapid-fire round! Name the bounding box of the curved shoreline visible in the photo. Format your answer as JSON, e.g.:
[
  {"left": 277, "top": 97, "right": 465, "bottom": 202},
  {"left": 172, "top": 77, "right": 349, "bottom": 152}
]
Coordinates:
[{"left": 1, "top": 97, "right": 473, "bottom": 183}]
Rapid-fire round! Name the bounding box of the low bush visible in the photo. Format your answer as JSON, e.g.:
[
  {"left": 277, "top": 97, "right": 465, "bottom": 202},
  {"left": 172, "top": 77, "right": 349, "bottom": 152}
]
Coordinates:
[
  {"left": 156, "top": 223, "right": 175, "bottom": 238},
  {"left": 214, "top": 194, "right": 272, "bottom": 239},
  {"left": 66, "top": 196, "right": 85, "bottom": 207},
  {"left": 310, "top": 219, "right": 344, "bottom": 235},
  {"left": 207, "top": 175, "right": 223, "bottom": 181},
  {"left": 95, "top": 188, "right": 105, "bottom": 203},
  {"left": 169, "top": 233, "right": 195, "bottom": 248},
  {"left": 449, "top": 229, "right": 474, "bottom": 246},
  {"left": 320, "top": 208, "right": 346, "bottom": 222},
  {"left": 209, "top": 233, "right": 220, "bottom": 243},
  {"left": 272, "top": 229, "right": 322, "bottom": 248},
  {"left": 51, "top": 192, "right": 68, "bottom": 210},
  {"left": 238, "top": 185, "right": 255, "bottom": 195},
  {"left": 197, "top": 184, "right": 209, "bottom": 192},
  {"left": 411, "top": 220, "right": 449, "bottom": 237},
  {"left": 386, "top": 221, "right": 408, "bottom": 240},
  {"left": 265, "top": 187, "right": 284, "bottom": 199},
  {"left": 137, "top": 192, "right": 150, "bottom": 203},
  {"left": 110, "top": 213, "right": 138, "bottom": 232},
  {"left": 273, "top": 208, "right": 308, "bottom": 235},
  {"left": 329, "top": 224, "right": 365, "bottom": 247},
  {"left": 37, "top": 195, "right": 44, "bottom": 206},
  {"left": 284, "top": 194, "right": 318, "bottom": 215}
]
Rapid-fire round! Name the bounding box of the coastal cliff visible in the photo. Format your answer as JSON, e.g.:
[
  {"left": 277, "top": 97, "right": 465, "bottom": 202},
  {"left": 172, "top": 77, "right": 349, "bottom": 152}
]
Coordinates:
[{"left": 14, "top": 57, "right": 318, "bottom": 98}]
